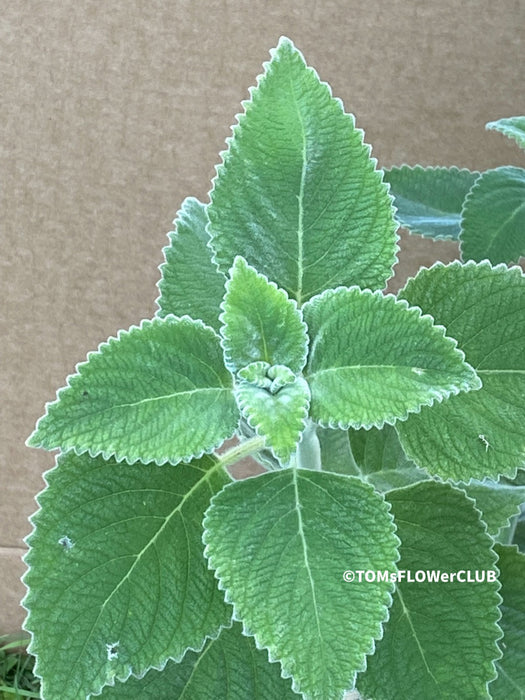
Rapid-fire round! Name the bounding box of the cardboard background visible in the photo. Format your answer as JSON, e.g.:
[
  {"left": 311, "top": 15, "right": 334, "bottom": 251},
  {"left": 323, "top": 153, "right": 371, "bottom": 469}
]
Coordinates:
[{"left": 1, "top": 0, "right": 524, "bottom": 634}]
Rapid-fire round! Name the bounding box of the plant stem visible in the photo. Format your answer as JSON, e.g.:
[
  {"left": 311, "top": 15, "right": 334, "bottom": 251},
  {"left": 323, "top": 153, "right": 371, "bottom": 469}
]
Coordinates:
[
  {"left": 295, "top": 419, "right": 322, "bottom": 471},
  {"left": 217, "top": 435, "right": 267, "bottom": 470}
]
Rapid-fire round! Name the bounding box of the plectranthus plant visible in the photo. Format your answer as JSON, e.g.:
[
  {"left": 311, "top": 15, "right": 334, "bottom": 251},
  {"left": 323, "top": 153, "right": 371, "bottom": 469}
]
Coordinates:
[{"left": 23, "top": 37, "right": 525, "bottom": 700}]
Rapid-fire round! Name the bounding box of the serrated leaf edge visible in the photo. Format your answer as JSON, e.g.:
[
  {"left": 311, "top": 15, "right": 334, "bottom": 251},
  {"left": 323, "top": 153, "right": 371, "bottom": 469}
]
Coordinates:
[
  {"left": 486, "top": 117, "right": 525, "bottom": 151},
  {"left": 384, "top": 164, "right": 481, "bottom": 240},
  {"left": 381, "top": 479, "right": 504, "bottom": 693},
  {"left": 304, "top": 285, "right": 482, "bottom": 431},
  {"left": 26, "top": 315, "right": 238, "bottom": 467},
  {"left": 234, "top": 377, "right": 311, "bottom": 464},
  {"left": 206, "top": 36, "right": 400, "bottom": 295},
  {"left": 202, "top": 470, "right": 401, "bottom": 699},
  {"left": 20, "top": 450, "right": 236, "bottom": 700},
  {"left": 153, "top": 196, "right": 227, "bottom": 321},
  {"left": 219, "top": 255, "right": 309, "bottom": 374},
  {"left": 459, "top": 165, "right": 525, "bottom": 263}
]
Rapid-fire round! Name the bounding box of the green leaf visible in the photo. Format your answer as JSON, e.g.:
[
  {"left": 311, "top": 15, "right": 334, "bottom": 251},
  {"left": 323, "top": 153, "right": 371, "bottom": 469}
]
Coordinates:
[
  {"left": 490, "top": 545, "right": 525, "bottom": 699},
  {"left": 208, "top": 37, "right": 398, "bottom": 305},
  {"left": 358, "top": 481, "right": 502, "bottom": 700},
  {"left": 203, "top": 469, "right": 399, "bottom": 699},
  {"left": 461, "top": 481, "right": 525, "bottom": 537},
  {"left": 220, "top": 256, "right": 307, "bottom": 373},
  {"left": 486, "top": 116, "right": 525, "bottom": 150},
  {"left": 347, "top": 424, "right": 419, "bottom": 474},
  {"left": 397, "top": 261, "right": 525, "bottom": 481},
  {"left": 23, "top": 451, "right": 232, "bottom": 700},
  {"left": 98, "top": 622, "right": 298, "bottom": 699},
  {"left": 460, "top": 166, "right": 525, "bottom": 264},
  {"left": 384, "top": 165, "right": 480, "bottom": 239},
  {"left": 156, "top": 197, "right": 226, "bottom": 331},
  {"left": 28, "top": 316, "right": 239, "bottom": 465},
  {"left": 235, "top": 375, "right": 310, "bottom": 464},
  {"left": 303, "top": 287, "right": 480, "bottom": 429},
  {"left": 316, "top": 426, "right": 361, "bottom": 476}
]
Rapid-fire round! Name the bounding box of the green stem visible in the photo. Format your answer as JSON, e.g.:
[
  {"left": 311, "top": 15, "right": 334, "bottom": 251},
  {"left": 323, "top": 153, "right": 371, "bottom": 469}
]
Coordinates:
[
  {"left": 295, "top": 419, "right": 322, "bottom": 471},
  {"left": 217, "top": 435, "right": 267, "bottom": 470}
]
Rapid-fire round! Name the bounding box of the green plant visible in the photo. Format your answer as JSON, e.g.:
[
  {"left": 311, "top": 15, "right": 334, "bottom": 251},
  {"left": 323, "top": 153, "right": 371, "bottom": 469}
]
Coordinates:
[
  {"left": 384, "top": 115, "right": 525, "bottom": 264},
  {"left": 24, "top": 38, "right": 525, "bottom": 699},
  {"left": 0, "top": 635, "right": 40, "bottom": 699}
]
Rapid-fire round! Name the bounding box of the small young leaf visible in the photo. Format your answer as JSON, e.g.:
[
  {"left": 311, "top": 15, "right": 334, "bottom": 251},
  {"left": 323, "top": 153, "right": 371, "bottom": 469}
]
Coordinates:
[
  {"left": 235, "top": 375, "right": 310, "bottom": 464},
  {"left": 28, "top": 316, "right": 239, "bottom": 465},
  {"left": 461, "top": 481, "right": 525, "bottom": 537},
  {"left": 97, "top": 622, "right": 298, "bottom": 699},
  {"left": 358, "top": 481, "right": 502, "bottom": 700},
  {"left": 486, "top": 116, "right": 525, "bottom": 150},
  {"left": 460, "top": 166, "right": 525, "bottom": 264},
  {"left": 490, "top": 545, "right": 525, "bottom": 699},
  {"left": 203, "top": 469, "right": 399, "bottom": 699},
  {"left": 384, "top": 165, "right": 480, "bottom": 239},
  {"left": 23, "top": 451, "right": 232, "bottom": 700},
  {"left": 397, "top": 261, "right": 525, "bottom": 481},
  {"left": 220, "top": 256, "right": 307, "bottom": 373},
  {"left": 156, "top": 197, "right": 226, "bottom": 330},
  {"left": 303, "top": 287, "right": 480, "bottom": 429},
  {"left": 208, "top": 37, "right": 398, "bottom": 305}
]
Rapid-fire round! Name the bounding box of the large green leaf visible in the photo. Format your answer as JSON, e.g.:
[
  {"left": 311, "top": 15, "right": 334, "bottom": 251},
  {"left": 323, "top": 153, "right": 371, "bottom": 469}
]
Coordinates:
[
  {"left": 235, "top": 374, "right": 310, "bottom": 464},
  {"left": 220, "top": 256, "right": 307, "bottom": 373},
  {"left": 23, "top": 451, "right": 232, "bottom": 700},
  {"left": 490, "top": 545, "right": 525, "bottom": 699},
  {"left": 28, "top": 316, "right": 239, "bottom": 465},
  {"left": 98, "top": 622, "right": 298, "bottom": 699},
  {"left": 397, "top": 262, "right": 525, "bottom": 481},
  {"left": 208, "top": 37, "right": 397, "bottom": 305},
  {"left": 303, "top": 287, "right": 480, "bottom": 429},
  {"left": 358, "top": 481, "right": 502, "bottom": 700},
  {"left": 203, "top": 469, "right": 399, "bottom": 699},
  {"left": 486, "top": 116, "right": 525, "bottom": 150},
  {"left": 384, "top": 165, "right": 479, "bottom": 239},
  {"left": 156, "top": 197, "right": 226, "bottom": 331},
  {"left": 460, "top": 166, "right": 525, "bottom": 264},
  {"left": 461, "top": 481, "right": 525, "bottom": 537}
]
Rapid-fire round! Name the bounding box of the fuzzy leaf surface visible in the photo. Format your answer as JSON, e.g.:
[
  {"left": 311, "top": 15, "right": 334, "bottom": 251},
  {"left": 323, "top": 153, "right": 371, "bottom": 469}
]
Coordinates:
[
  {"left": 221, "top": 256, "right": 307, "bottom": 373},
  {"left": 461, "top": 481, "right": 525, "bottom": 536},
  {"left": 358, "top": 481, "right": 502, "bottom": 700},
  {"left": 235, "top": 376, "right": 310, "bottom": 463},
  {"left": 28, "top": 317, "right": 239, "bottom": 465},
  {"left": 208, "top": 37, "right": 397, "bottom": 304},
  {"left": 98, "top": 622, "right": 298, "bottom": 699},
  {"left": 490, "top": 545, "right": 525, "bottom": 699},
  {"left": 397, "top": 262, "right": 525, "bottom": 481},
  {"left": 384, "top": 165, "right": 479, "bottom": 239},
  {"left": 303, "top": 287, "right": 480, "bottom": 429},
  {"left": 486, "top": 116, "right": 525, "bottom": 150},
  {"left": 156, "top": 197, "right": 226, "bottom": 330},
  {"left": 23, "top": 451, "right": 231, "bottom": 700},
  {"left": 460, "top": 166, "right": 525, "bottom": 264},
  {"left": 203, "top": 469, "right": 399, "bottom": 699}
]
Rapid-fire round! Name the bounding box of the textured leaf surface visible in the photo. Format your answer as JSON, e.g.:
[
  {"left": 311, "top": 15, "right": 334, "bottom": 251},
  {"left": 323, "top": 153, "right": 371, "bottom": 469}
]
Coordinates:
[
  {"left": 208, "top": 37, "right": 397, "bottom": 304},
  {"left": 460, "top": 166, "right": 525, "bottom": 263},
  {"left": 490, "top": 545, "right": 525, "bottom": 699},
  {"left": 384, "top": 165, "right": 479, "bottom": 239},
  {"left": 235, "top": 375, "right": 310, "bottom": 463},
  {"left": 220, "top": 256, "right": 307, "bottom": 373},
  {"left": 358, "top": 481, "right": 502, "bottom": 700},
  {"left": 23, "top": 451, "right": 231, "bottom": 700},
  {"left": 347, "top": 424, "right": 419, "bottom": 474},
  {"left": 398, "top": 262, "right": 525, "bottom": 480},
  {"left": 486, "top": 116, "right": 525, "bottom": 150},
  {"left": 28, "top": 317, "right": 239, "bottom": 465},
  {"left": 98, "top": 622, "right": 298, "bottom": 699},
  {"left": 203, "top": 469, "right": 399, "bottom": 699},
  {"left": 303, "top": 287, "right": 480, "bottom": 428},
  {"left": 156, "top": 197, "right": 226, "bottom": 330},
  {"left": 461, "top": 481, "right": 525, "bottom": 536}
]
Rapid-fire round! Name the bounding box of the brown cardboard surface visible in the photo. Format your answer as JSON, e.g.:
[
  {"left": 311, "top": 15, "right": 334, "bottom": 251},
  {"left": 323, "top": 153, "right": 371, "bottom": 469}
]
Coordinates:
[{"left": 1, "top": 0, "right": 524, "bottom": 634}]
